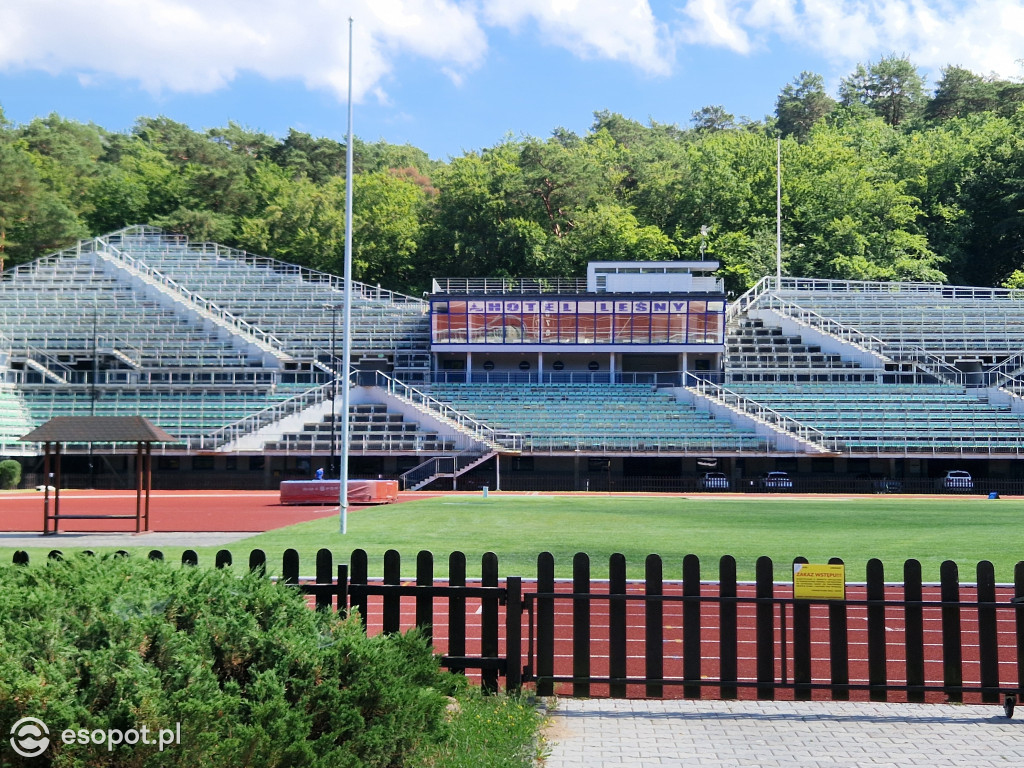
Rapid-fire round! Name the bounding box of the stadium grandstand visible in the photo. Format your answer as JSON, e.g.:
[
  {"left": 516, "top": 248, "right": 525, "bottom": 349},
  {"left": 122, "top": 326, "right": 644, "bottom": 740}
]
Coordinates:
[{"left": 2, "top": 225, "right": 1023, "bottom": 493}]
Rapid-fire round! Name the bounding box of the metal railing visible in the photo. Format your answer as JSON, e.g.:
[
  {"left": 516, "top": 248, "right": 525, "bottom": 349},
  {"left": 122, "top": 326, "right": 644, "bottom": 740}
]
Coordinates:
[
  {"left": 189, "top": 382, "right": 334, "bottom": 450},
  {"left": 432, "top": 277, "right": 589, "bottom": 295},
  {"left": 24, "top": 345, "right": 74, "bottom": 383},
  {"left": 684, "top": 373, "right": 842, "bottom": 453},
  {"left": 94, "top": 236, "right": 289, "bottom": 355},
  {"left": 372, "top": 370, "right": 522, "bottom": 452},
  {"left": 399, "top": 455, "right": 458, "bottom": 491},
  {"left": 733, "top": 279, "right": 969, "bottom": 387},
  {"left": 731, "top": 275, "right": 1024, "bottom": 318},
  {"left": 399, "top": 450, "right": 495, "bottom": 490},
  {"left": 430, "top": 370, "right": 691, "bottom": 386}
]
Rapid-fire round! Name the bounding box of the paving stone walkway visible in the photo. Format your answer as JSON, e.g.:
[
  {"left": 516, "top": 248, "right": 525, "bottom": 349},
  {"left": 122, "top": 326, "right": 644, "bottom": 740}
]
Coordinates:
[{"left": 543, "top": 698, "right": 1024, "bottom": 767}]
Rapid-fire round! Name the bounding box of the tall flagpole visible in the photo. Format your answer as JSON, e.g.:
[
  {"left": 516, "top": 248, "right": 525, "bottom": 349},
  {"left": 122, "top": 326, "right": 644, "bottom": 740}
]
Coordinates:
[
  {"left": 776, "top": 137, "right": 782, "bottom": 288},
  {"left": 340, "top": 17, "right": 354, "bottom": 534}
]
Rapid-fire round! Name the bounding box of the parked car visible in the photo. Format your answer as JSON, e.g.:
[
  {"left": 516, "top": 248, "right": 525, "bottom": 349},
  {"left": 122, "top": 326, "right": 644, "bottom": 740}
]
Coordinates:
[
  {"left": 877, "top": 478, "right": 903, "bottom": 493},
  {"left": 700, "top": 472, "right": 730, "bottom": 490},
  {"left": 943, "top": 470, "right": 974, "bottom": 490},
  {"left": 760, "top": 471, "right": 793, "bottom": 490}
]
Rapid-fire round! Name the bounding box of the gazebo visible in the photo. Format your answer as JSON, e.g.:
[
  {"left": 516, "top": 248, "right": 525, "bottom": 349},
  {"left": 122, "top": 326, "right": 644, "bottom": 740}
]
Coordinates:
[{"left": 19, "top": 416, "right": 177, "bottom": 535}]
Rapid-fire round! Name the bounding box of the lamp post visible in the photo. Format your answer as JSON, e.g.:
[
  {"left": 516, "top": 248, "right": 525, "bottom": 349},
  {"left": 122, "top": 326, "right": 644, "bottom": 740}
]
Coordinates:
[
  {"left": 338, "top": 16, "right": 355, "bottom": 535},
  {"left": 89, "top": 305, "right": 98, "bottom": 488},
  {"left": 325, "top": 304, "right": 339, "bottom": 479}
]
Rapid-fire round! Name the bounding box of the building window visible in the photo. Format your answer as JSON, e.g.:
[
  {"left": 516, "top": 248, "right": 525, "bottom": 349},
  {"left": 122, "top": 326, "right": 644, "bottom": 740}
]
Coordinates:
[
  {"left": 192, "top": 456, "right": 215, "bottom": 471},
  {"left": 157, "top": 457, "right": 180, "bottom": 471}
]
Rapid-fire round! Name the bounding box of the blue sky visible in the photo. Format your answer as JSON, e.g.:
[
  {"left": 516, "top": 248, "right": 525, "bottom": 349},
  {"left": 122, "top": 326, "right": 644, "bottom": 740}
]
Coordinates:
[{"left": 1, "top": 1, "right": 1022, "bottom": 160}]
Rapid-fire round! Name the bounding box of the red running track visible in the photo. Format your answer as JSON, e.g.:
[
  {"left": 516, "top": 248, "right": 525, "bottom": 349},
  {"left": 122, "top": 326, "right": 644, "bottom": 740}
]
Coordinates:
[
  {"left": 340, "top": 579, "right": 1021, "bottom": 704},
  {"left": 0, "top": 489, "right": 384, "bottom": 532}
]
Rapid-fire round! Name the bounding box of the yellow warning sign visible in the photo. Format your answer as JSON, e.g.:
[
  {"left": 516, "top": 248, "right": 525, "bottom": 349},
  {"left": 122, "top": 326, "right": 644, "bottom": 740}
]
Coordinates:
[{"left": 793, "top": 563, "right": 846, "bottom": 600}]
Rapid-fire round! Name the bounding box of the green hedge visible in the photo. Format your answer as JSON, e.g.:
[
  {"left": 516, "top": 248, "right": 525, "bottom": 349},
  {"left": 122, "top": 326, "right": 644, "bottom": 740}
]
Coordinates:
[
  {"left": 0, "top": 459, "right": 21, "bottom": 490},
  {"left": 0, "top": 555, "right": 454, "bottom": 767}
]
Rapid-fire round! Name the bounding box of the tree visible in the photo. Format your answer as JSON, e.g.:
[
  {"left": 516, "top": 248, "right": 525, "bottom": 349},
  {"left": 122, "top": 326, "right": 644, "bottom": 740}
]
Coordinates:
[
  {"left": 840, "top": 56, "right": 927, "bottom": 127},
  {"left": 926, "top": 66, "right": 998, "bottom": 120},
  {"left": 775, "top": 72, "right": 836, "bottom": 140},
  {"left": 269, "top": 129, "right": 346, "bottom": 183},
  {"left": 0, "top": 125, "right": 86, "bottom": 266},
  {"left": 350, "top": 169, "right": 429, "bottom": 290},
  {"left": 691, "top": 106, "right": 736, "bottom": 133},
  {"left": 552, "top": 203, "right": 678, "bottom": 273}
]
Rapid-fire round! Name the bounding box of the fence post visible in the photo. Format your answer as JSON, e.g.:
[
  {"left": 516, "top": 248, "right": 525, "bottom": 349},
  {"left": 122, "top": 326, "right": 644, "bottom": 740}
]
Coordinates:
[
  {"left": 350, "top": 549, "right": 368, "bottom": 630},
  {"left": 1016, "top": 561, "right": 1024, "bottom": 700},
  {"left": 282, "top": 549, "right": 299, "bottom": 586},
  {"left": 755, "top": 556, "right": 775, "bottom": 701},
  {"left": 976, "top": 560, "right": 999, "bottom": 704},
  {"left": 248, "top": 549, "right": 267, "bottom": 575},
  {"left": 337, "top": 563, "right": 348, "bottom": 619},
  {"left": 828, "top": 557, "right": 849, "bottom": 700},
  {"left": 792, "top": 557, "right": 811, "bottom": 701},
  {"left": 449, "top": 552, "right": 467, "bottom": 671},
  {"left": 940, "top": 560, "right": 963, "bottom": 703},
  {"left": 383, "top": 550, "right": 401, "bottom": 634},
  {"left": 866, "top": 558, "right": 887, "bottom": 702},
  {"left": 537, "top": 552, "right": 555, "bottom": 697},
  {"left": 506, "top": 576, "right": 522, "bottom": 693},
  {"left": 481, "top": 552, "right": 499, "bottom": 694},
  {"left": 315, "top": 549, "right": 333, "bottom": 613},
  {"left": 609, "top": 553, "right": 627, "bottom": 699},
  {"left": 904, "top": 559, "right": 925, "bottom": 703},
  {"left": 645, "top": 554, "right": 664, "bottom": 699},
  {"left": 683, "top": 554, "right": 701, "bottom": 700},
  {"left": 573, "top": 552, "right": 591, "bottom": 698},
  {"left": 416, "top": 551, "right": 434, "bottom": 643},
  {"left": 719, "top": 555, "right": 738, "bottom": 700}
]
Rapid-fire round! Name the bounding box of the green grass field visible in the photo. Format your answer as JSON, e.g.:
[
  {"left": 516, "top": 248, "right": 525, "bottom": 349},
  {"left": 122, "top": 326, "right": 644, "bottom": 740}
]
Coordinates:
[{"left": 5, "top": 493, "right": 1024, "bottom": 581}]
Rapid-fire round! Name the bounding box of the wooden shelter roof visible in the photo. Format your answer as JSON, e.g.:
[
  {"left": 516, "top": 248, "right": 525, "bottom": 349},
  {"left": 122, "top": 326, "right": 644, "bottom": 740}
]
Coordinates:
[{"left": 20, "top": 416, "right": 177, "bottom": 444}]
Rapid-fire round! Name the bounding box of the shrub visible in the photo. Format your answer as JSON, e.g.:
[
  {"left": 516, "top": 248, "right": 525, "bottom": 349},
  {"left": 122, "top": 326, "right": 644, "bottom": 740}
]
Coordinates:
[
  {"left": 0, "top": 459, "right": 21, "bottom": 490},
  {"left": 0, "top": 555, "right": 453, "bottom": 767}
]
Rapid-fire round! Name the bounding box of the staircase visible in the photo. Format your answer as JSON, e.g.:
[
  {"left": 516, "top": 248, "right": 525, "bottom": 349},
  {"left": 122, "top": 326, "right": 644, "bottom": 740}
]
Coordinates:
[{"left": 400, "top": 451, "right": 497, "bottom": 491}]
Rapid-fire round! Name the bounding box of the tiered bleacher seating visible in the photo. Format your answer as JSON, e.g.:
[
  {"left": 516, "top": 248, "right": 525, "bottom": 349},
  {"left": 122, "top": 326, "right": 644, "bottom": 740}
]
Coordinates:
[
  {"left": 425, "top": 383, "right": 768, "bottom": 453},
  {"left": 107, "top": 232, "right": 432, "bottom": 382},
  {"left": 726, "top": 318, "right": 874, "bottom": 382},
  {"left": 0, "top": 386, "right": 32, "bottom": 446},
  {"left": 18, "top": 383, "right": 314, "bottom": 444},
  {"left": 774, "top": 281, "right": 1024, "bottom": 364},
  {"left": 264, "top": 404, "right": 456, "bottom": 454},
  {"left": 0, "top": 253, "right": 258, "bottom": 374},
  {"left": 725, "top": 382, "right": 1024, "bottom": 453}
]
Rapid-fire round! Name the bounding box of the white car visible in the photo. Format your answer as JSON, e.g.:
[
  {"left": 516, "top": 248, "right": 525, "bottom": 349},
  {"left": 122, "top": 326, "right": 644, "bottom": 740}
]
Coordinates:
[
  {"left": 761, "top": 471, "right": 793, "bottom": 490},
  {"left": 943, "top": 470, "right": 974, "bottom": 490},
  {"left": 700, "top": 472, "right": 729, "bottom": 490}
]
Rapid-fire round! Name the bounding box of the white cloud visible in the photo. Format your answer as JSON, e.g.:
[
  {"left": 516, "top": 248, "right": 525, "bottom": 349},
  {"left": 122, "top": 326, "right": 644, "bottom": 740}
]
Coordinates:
[
  {"left": 0, "top": 0, "right": 488, "bottom": 102},
  {"left": 742, "top": 0, "right": 1024, "bottom": 79},
  {"left": 481, "top": 0, "right": 675, "bottom": 75},
  {"left": 1, "top": 0, "right": 1020, "bottom": 110},
  {"left": 679, "top": 0, "right": 753, "bottom": 54}
]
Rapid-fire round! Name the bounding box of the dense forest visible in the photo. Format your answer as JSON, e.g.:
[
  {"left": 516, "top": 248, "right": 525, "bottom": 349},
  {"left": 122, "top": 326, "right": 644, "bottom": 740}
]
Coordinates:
[{"left": 1, "top": 56, "right": 1023, "bottom": 297}]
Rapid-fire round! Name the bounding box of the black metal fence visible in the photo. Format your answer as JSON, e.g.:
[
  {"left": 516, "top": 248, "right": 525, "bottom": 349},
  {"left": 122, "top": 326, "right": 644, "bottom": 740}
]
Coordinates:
[{"left": 10, "top": 547, "right": 1024, "bottom": 708}]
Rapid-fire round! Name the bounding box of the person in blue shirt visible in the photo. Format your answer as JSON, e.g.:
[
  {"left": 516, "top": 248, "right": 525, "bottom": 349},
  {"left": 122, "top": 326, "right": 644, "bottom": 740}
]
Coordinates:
[{"left": 314, "top": 468, "right": 325, "bottom": 480}]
